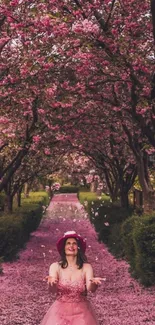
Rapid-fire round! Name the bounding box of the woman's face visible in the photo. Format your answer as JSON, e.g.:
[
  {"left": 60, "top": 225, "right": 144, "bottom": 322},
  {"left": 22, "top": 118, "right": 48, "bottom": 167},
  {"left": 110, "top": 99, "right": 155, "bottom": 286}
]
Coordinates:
[{"left": 64, "top": 237, "right": 78, "bottom": 256}]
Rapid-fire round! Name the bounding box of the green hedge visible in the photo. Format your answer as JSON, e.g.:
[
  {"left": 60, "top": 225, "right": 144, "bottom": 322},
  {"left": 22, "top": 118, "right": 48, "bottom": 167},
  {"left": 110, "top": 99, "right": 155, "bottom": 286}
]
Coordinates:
[
  {"left": 89, "top": 202, "right": 133, "bottom": 258},
  {"left": 0, "top": 214, "right": 27, "bottom": 260},
  {"left": 59, "top": 185, "right": 80, "bottom": 193},
  {"left": 78, "top": 191, "right": 126, "bottom": 257},
  {"left": 0, "top": 191, "right": 49, "bottom": 262},
  {"left": 78, "top": 191, "right": 101, "bottom": 205},
  {"left": 78, "top": 191, "right": 110, "bottom": 206},
  {"left": 122, "top": 213, "right": 155, "bottom": 286},
  {"left": 121, "top": 215, "right": 140, "bottom": 274},
  {"left": 79, "top": 190, "right": 155, "bottom": 286}
]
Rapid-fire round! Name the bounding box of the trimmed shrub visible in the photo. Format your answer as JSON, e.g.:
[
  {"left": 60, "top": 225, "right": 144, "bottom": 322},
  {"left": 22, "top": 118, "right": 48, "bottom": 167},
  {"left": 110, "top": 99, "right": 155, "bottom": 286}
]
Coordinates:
[
  {"left": 59, "top": 185, "right": 79, "bottom": 193},
  {"left": 78, "top": 191, "right": 109, "bottom": 206},
  {"left": 79, "top": 190, "right": 155, "bottom": 286},
  {"left": 78, "top": 192, "right": 100, "bottom": 206},
  {"left": 108, "top": 223, "right": 124, "bottom": 258},
  {"left": 0, "top": 191, "right": 49, "bottom": 261},
  {"left": 22, "top": 205, "right": 43, "bottom": 235},
  {"left": 122, "top": 213, "right": 155, "bottom": 286},
  {"left": 133, "top": 214, "right": 155, "bottom": 286},
  {"left": 121, "top": 215, "right": 140, "bottom": 274},
  {"left": 0, "top": 215, "right": 24, "bottom": 260},
  {"left": 89, "top": 202, "right": 133, "bottom": 254}
]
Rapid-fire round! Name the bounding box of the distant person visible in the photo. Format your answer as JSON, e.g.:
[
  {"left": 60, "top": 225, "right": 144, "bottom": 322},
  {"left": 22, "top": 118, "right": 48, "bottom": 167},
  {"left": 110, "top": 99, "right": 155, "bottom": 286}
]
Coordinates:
[{"left": 40, "top": 230, "right": 105, "bottom": 325}]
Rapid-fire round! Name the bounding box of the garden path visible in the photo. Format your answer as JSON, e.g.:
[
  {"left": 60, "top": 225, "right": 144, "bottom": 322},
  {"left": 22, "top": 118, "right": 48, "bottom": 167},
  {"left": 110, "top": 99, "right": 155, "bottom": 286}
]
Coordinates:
[{"left": 0, "top": 194, "right": 155, "bottom": 325}]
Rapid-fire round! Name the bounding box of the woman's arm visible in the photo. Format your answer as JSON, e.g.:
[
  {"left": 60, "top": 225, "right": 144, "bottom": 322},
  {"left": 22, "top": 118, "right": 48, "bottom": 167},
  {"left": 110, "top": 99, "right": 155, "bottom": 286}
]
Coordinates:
[
  {"left": 84, "top": 263, "right": 98, "bottom": 293},
  {"left": 47, "top": 262, "right": 59, "bottom": 293},
  {"left": 84, "top": 263, "right": 105, "bottom": 293}
]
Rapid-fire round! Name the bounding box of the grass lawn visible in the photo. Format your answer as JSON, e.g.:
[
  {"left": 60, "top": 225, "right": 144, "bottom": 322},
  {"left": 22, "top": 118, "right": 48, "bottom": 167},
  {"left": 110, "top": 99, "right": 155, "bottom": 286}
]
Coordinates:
[
  {"left": 78, "top": 191, "right": 110, "bottom": 205},
  {"left": 13, "top": 191, "right": 49, "bottom": 214}
]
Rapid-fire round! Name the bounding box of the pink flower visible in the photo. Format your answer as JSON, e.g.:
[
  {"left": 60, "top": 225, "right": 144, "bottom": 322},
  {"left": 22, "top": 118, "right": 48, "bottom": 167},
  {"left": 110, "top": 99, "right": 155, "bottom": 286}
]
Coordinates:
[
  {"left": 38, "top": 109, "right": 46, "bottom": 115},
  {"left": 72, "top": 19, "right": 99, "bottom": 35},
  {"left": 0, "top": 117, "right": 10, "bottom": 124},
  {"left": 46, "top": 86, "right": 57, "bottom": 96},
  {"left": 51, "top": 182, "right": 61, "bottom": 191},
  {"left": 33, "top": 135, "right": 41, "bottom": 143},
  {"left": 10, "top": 0, "right": 19, "bottom": 6},
  {"left": 44, "top": 148, "right": 50, "bottom": 155}
]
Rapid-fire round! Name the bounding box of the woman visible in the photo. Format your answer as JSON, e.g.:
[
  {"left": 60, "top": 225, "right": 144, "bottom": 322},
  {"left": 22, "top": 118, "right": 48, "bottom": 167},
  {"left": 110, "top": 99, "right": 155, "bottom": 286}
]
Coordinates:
[{"left": 40, "top": 230, "right": 104, "bottom": 325}]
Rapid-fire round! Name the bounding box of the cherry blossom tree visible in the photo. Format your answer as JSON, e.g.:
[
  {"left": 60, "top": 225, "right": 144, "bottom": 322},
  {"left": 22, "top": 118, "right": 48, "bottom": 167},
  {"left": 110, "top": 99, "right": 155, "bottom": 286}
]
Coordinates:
[
  {"left": 151, "top": 0, "right": 155, "bottom": 43},
  {"left": 59, "top": 0, "right": 155, "bottom": 211},
  {"left": 66, "top": 109, "right": 137, "bottom": 207},
  {"left": 1, "top": 0, "right": 155, "bottom": 212},
  {"left": 2, "top": 143, "right": 65, "bottom": 212},
  {"left": 0, "top": 0, "right": 81, "bottom": 192}
]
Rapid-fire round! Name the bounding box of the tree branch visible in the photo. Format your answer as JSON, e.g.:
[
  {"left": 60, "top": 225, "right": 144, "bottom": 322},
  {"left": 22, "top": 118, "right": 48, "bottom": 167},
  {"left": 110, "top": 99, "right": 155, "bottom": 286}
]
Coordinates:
[{"left": 151, "top": 0, "right": 155, "bottom": 43}]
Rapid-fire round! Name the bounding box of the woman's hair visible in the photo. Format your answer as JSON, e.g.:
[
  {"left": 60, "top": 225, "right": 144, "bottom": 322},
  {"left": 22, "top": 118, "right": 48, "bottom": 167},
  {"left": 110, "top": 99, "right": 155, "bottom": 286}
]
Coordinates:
[{"left": 59, "top": 238, "right": 87, "bottom": 269}]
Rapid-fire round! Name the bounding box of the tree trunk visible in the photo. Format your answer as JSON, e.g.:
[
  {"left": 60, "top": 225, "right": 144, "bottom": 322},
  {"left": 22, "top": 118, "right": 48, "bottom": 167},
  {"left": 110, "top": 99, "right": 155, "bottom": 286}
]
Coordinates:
[
  {"left": 0, "top": 147, "right": 29, "bottom": 192},
  {"left": 4, "top": 194, "right": 13, "bottom": 213},
  {"left": 90, "top": 182, "right": 95, "bottom": 192},
  {"left": 143, "top": 190, "right": 155, "bottom": 213},
  {"left": 90, "top": 179, "right": 98, "bottom": 192},
  {"left": 109, "top": 192, "right": 117, "bottom": 203},
  {"left": 118, "top": 166, "right": 137, "bottom": 209},
  {"left": 24, "top": 183, "right": 30, "bottom": 198},
  {"left": 120, "top": 190, "right": 129, "bottom": 208},
  {"left": 137, "top": 155, "right": 155, "bottom": 213},
  {"left": 17, "top": 189, "right": 22, "bottom": 207},
  {"left": 103, "top": 169, "right": 119, "bottom": 202},
  {"left": 151, "top": 0, "right": 155, "bottom": 43}
]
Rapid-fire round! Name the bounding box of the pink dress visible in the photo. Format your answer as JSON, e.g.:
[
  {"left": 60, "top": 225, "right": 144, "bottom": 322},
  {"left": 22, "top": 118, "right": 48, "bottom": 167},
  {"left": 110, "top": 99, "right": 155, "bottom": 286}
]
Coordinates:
[{"left": 40, "top": 268, "right": 99, "bottom": 325}]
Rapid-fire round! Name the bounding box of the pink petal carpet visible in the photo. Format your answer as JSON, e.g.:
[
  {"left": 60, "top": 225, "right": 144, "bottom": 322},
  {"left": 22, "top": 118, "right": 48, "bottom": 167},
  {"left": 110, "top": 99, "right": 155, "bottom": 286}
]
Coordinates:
[{"left": 0, "top": 194, "right": 155, "bottom": 325}]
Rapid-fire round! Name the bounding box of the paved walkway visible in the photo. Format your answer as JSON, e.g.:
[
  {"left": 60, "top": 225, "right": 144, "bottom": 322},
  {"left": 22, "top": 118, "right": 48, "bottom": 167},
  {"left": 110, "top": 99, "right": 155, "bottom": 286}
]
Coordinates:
[{"left": 0, "top": 194, "right": 155, "bottom": 325}]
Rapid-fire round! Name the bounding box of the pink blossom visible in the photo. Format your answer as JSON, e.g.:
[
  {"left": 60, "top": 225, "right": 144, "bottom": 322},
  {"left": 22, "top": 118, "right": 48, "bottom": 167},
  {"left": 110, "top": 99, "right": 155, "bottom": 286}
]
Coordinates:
[
  {"left": 0, "top": 117, "right": 10, "bottom": 124},
  {"left": 33, "top": 135, "right": 41, "bottom": 143},
  {"left": 38, "top": 109, "right": 46, "bottom": 115},
  {"left": 51, "top": 182, "right": 61, "bottom": 191},
  {"left": 46, "top": 86, "right": 57, "bottom": 96},
  {"left": 72, "top": 19, "right": 99, "bottom": 35},
  {"left": 10, "top": 0, "right": 19, "bottom": 6},
  {"left": 44, "top": 148, "right": 51, "bottom": 155}
]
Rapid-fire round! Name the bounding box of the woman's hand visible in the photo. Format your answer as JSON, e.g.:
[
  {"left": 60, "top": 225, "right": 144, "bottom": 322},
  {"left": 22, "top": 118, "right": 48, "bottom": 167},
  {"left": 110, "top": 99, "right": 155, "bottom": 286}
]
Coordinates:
[
  {"left": 90, "top": 277, "right": 106, "bottom": 285},
  {"left": 45, "top": 276, "right": 58, "bottom": 286}
]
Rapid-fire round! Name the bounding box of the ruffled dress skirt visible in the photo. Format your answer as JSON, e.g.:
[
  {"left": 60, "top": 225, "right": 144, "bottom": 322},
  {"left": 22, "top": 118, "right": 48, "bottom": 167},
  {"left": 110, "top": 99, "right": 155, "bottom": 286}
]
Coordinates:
[{"left": 40, "top": 278, "right": 99, "bottom": 325}]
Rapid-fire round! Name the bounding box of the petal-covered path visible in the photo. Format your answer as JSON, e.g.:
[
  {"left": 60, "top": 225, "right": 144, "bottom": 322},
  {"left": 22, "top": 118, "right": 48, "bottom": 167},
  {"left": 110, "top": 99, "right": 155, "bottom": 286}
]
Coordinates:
[{"left": 0, "top": 194, "right": 155, "bottom": 325}]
